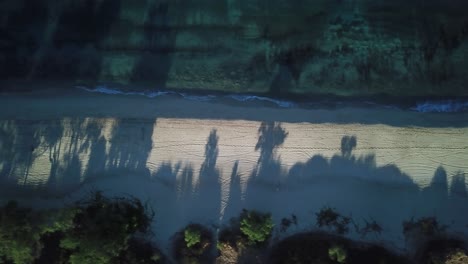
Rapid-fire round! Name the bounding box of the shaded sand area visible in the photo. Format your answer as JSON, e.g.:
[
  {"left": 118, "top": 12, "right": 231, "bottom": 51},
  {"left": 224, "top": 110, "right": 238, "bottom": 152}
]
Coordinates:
[{"left": 0, "top": 90, "right": 467, "bottom": 254}]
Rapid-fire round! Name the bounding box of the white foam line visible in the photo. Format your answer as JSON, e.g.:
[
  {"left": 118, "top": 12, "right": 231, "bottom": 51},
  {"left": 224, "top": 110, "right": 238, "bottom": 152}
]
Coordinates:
[{"left": 412, "top": 101, "right": 468, "bottom": 113}]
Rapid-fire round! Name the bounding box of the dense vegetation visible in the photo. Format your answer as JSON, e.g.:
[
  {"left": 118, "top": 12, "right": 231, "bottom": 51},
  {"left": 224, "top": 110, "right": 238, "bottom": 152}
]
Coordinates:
[
  {"left": 1, "top": 200, "right": 466, "bottom": 264},
  {"left": 239, "top": 210, "right": 274, "bottom": 246},
  {"left": 0, "top": 192, "right": 163, "bottom": 264},
  {"left": 2, "top": 0, "right": 468, "bottom": 96}
]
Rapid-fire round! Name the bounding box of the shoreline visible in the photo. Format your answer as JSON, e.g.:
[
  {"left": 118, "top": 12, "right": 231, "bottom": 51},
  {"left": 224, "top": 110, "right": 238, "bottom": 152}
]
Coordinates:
[
  {"left": 1, "top": 85, "right": 468, "bottom": 128},
  {"left": 2, "top": 80, "right": 468, "bottom": 113}
]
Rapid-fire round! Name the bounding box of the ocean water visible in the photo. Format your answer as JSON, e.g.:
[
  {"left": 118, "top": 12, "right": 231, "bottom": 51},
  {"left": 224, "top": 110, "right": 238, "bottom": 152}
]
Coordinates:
[{"left": 77, "top": 85, "right": 468, "bottom": 113}]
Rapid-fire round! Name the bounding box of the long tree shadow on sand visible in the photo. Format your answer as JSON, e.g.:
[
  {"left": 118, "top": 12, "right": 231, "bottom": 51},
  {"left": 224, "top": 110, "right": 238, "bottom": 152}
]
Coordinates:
[
  {"left": 288, "top": 135, "right": 419, "bottom": 188},
  {"left": 0, "top": 118, "right": 157, "bottom": 197},
  {"left": 105, "top": 119, "right": 154, "bottom": 175},
  {"left": 195, "top": 129, "right": 222, "bottom": 228},
  {"left": 241, "top": 122, "right": 288, "bottom": 218},
  {"left": 150, "top": 129, "right": 222, "bottom": 229},
  {"left": 250, "top": 121, "right": 289, "bottom": 187},
  {"left": 0, "top": 120, "right": 64, "bottom": 189},
  {"left": 234, "top": 133, "right": 467, "bottom": 245},
  {"left": 222, "top": 161, "right": 243, "bottom": 223},
  {"left": 421, "top": 166, "right": 449, "bottom": 205},
  {"left": 219, "top": 131, "right": 465, "bottom": 245},
  {"left": 450, "top": 172, "right": 467, "bottom": 198},
  {"left": 153, "top": 161, "right": 196, "bottom": 220},
  {"left": 1, "top": 118, "right": 467, "bottom": 253}
]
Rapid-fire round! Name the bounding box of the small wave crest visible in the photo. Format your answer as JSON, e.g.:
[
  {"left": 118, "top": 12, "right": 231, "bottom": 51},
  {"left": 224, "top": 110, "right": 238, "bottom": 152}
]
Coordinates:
[
  {"left": 76, "top": 85, "right": 467, "bottom": 112},
  {"left": 227, "top": 94, "right": 296, "bottom": 108},
  {"left": 77, "top": 85, "right": 297, "bottom": 108},
  {"left": 411, "top": 100, "right": 468, "bottom": 113},
  {"left": 76, "top": 85, "right": 173, "bottom": 98}
]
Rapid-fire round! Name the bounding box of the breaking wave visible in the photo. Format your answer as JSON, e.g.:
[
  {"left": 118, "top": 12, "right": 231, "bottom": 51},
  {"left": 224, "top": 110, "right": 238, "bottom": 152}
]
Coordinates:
[
  {"left": 411, "top": 100, "right": 468, "bottom": 113},
  {"left": 77, "top": 85, "right": 468, "bottom": 112},
  {"left": 76, "top": 85, "right": 296, "bottom": 108}
]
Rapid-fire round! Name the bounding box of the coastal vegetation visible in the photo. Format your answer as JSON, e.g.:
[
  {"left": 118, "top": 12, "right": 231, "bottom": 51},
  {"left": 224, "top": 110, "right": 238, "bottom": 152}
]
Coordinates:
[
  {"left": 1, "top": 196, "right": 466, "bottom": 264},
  {"left": 173, "top": 224, "right": 213, "bottom": 264},
  {"left": 0, "top": 192, "right": 163, "bottom": 264},
  {"left": 2, "top": 0, "right": 468, "bottom": 96},
  {"left": 239, "top": 210, "right": 274, "bottom": 246}
]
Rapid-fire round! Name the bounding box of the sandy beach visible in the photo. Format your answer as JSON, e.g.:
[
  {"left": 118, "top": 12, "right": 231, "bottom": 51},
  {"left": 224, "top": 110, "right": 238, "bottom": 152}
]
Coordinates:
[{"left": 0, "top": 90, "right": 467, "bottom": 255}]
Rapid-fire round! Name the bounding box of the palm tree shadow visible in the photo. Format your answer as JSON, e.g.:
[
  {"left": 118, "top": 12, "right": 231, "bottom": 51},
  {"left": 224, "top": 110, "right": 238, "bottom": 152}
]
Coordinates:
[
  {"left": 252, "top": 121, "right": 289, "bottom": 185},
  {"left": 288, "top": 135, "right": 419, "bottom": 189},
  {"left": 421, "top": 166, "right": 449, "bottom": 201},
  {"left": 222, "top": 161, "right": 243, "bottom": 222},
  {"left": 196, "top": 129, "right": 222, "bottom": 227},
  {"left": 450, "top": 172, "right": 467, "bottom": 198},
  {"left": 105, "top": 119, "right": 155, "bottom": 175}
]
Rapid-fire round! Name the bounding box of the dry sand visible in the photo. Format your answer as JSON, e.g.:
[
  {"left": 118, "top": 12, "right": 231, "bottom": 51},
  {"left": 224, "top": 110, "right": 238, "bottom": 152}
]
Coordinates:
[{"left": 0, "top": 90, "right": 467, "bottom": 254}]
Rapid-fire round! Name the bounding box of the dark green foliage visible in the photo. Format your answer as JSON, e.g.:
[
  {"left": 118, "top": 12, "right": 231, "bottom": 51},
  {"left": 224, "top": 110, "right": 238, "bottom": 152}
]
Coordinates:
[
  {"left": 0, "top": 201, "right": 44, "bottom": 264},
  {"left": 316, "top": 207, "right": 351, "bottom": 235},
  {"left": 0, "top": 201, "right": 79, "bottom": 264},
  {"left": 60, "top": 192, "right": 153, "bottom": 264},
  {"left": 240, "top": 209, "right": 274, "bottom": 245},
  {"left": 184, "top": 227, "right": 201, "bottom": 248},
  {"left": 174, "top": 224, "right": 213, "bottom": 264},
  {"left": 0, "top": 192, "right": 161, "bottom": 264}
]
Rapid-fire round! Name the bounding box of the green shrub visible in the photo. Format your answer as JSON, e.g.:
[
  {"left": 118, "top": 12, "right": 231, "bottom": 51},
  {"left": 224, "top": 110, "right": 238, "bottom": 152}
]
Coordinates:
[
  {"left": 240, "top": 210, "right": 274, "bottom": 245},
  {"left": 0, "top": 193, "right": 160, "bottom": 264},
  {"left": 0, "top": 201, "right": 44, "bottom": 264},
  {"left": 61, "top": 192, "right": 153, "bottom": 264},
  {"left": 175, "top": 224, "right": 213, "bottom": 264},
  {"left": 329, "top": 244, "right": 347, "bottom": 263},
  {"left": 185, "top": 227, "right": 202, "bottom": 248}
]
